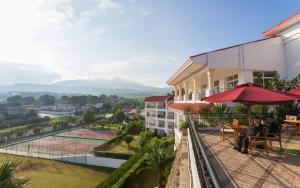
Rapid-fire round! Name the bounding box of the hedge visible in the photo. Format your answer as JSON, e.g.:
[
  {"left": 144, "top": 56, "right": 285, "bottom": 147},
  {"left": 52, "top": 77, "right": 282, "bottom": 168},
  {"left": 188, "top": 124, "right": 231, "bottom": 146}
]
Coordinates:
[
  {"left": 96, "top": 149, "right": 145, "bottom": 188},
  {"left": 93, "top": 136, "right": 123, "bottom": 151},
  {"left": 112, "top": 157, "right": 144, "bottom": 188},
  {"left": 93, "top": 151, "right": 133, "bottom": 160}
]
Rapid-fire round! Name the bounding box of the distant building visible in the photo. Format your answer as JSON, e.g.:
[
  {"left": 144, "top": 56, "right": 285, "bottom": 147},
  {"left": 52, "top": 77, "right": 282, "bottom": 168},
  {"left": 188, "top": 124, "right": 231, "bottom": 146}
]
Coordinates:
[
  {"left": 6, "top": 104, "right": 24, "bottom": 116},
  {"left": 144, "top": 95, "right": 175, "bottom": 136}
]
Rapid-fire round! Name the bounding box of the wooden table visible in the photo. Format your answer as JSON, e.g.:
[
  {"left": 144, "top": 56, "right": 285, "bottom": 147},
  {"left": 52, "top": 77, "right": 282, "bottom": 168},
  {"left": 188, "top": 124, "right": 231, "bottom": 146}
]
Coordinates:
[
  {"left": 284, "top": 120, "right": 300, "bottom": 134},
  {"left": 222, "top": 125, "right": 247, "bottom": 145},
  {"left": 231, "top": 125, "right": 247, "bottom": 145}
]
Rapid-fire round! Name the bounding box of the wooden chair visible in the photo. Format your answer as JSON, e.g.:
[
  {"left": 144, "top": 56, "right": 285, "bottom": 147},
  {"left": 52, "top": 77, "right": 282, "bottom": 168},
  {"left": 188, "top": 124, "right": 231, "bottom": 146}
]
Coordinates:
[
  {"left": 282, "top": 115, "right": 297, "bottom": 134},
  {"left": 220, "top": 119, "right": 238, "bottom": 141},
  {"left": 249, "top": 127, "right": 269, "bottom": 156},
  {"left": 267, "top": 124, "right": 282, "bottom": 150}
]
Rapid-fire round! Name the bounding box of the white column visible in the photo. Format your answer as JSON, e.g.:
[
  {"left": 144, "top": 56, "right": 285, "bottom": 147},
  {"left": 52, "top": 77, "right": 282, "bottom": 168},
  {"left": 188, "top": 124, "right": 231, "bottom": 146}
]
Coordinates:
[
  {"left": 183, "top": 81, "right": 188, "bottom": 102},
  {"left": 174, "top": 86, "right": 177, "bottom": 102},
  {"left": 177, "top": 85, "right": 182, "bottom": 102},
  {"left": 206, "top": 69, "right": 215, "bottom": 97},
  {"left": 192, "top": 78, "right": 199, "bottom": 103}
]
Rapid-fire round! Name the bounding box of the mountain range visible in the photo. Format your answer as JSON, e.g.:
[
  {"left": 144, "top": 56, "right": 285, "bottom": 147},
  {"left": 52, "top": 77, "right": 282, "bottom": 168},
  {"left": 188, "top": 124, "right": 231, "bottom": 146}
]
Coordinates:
[{"left": 0, "top": 79, "right": 172, "bottom": 98}]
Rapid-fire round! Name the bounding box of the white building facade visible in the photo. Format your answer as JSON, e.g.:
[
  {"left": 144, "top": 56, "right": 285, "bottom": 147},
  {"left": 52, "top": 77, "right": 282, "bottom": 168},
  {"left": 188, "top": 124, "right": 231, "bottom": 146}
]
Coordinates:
[
  {"left": 144, "top": 96, "right": 175, "bottom": 136},
  {"left": 167, "top": 13, "right": 300, "bottom": 147}
]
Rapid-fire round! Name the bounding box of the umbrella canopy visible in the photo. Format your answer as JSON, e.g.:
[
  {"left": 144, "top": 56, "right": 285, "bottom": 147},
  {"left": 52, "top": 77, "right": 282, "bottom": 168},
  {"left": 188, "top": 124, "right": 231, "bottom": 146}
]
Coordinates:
[
  {"left": 288, "top": 87, "right": 300, "bottom": 96},
  {"left": 203, "top": 83, "right": 298, "bottom": 124},
  {"left": 203, "top": 83, "right": 297, "bottom": 105}
]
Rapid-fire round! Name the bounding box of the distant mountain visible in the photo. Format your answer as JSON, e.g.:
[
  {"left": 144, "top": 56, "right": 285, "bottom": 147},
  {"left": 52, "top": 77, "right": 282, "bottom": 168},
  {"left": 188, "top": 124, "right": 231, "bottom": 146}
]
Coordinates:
[{"left": 0, "top": 79, "right": 172, "bottom": 97}]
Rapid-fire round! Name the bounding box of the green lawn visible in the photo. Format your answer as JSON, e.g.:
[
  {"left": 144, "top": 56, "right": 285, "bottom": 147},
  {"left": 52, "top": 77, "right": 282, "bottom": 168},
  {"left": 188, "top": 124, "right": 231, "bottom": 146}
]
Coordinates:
[
  {"left": 0, "top": 154, "right": 113, "bottom": 188},
  {"left": 109, "top": 139, "right": 139, "bottom": 154},
  {"left": 0, "top": 120, "right": 50, "bottom": 135}
]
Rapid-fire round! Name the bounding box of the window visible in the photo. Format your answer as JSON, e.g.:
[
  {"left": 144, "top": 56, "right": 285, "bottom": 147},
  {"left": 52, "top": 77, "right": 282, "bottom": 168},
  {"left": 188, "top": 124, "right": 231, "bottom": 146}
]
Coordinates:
[
  {"left": 213, "top": 80, "right": 220, "bottom": 94},
  {"left": 158, "top": 120, "right": 165, "bottom": 128},
  {"left": 214, "top": 80, "right": 219, "bottom": 88},
  {"left": 226, "top": 74, "right": 238, "bottom": 89},
  {"left": 253, "top": 71, "right": 274, "bottom": 86}
]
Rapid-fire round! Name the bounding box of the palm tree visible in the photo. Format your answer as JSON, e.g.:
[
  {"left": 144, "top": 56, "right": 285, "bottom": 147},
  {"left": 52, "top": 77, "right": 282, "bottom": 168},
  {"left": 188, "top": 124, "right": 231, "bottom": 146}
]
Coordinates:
[
  {"left": 0, "top": 160, "right": 30, "bottom": 188},
  {"left": 141, "top": 138, "right": 175, "bottom": 188}
]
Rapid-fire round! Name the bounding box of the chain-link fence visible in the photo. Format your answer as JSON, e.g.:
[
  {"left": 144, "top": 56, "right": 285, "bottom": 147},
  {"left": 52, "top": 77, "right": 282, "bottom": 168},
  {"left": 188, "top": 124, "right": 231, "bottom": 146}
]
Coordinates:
[{"left": 0, "top": 129, "right": 114, "bottom": 165}]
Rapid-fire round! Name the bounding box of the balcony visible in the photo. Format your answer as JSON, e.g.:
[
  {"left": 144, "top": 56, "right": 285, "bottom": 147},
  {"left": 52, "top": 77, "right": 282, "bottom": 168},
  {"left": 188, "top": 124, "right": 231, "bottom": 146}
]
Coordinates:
[
  {"left": 157, "top": 102, "right": 166, "bottom": 109},
  {"left": 158, "top": 121, "right": 165, "bottom": 128},
  {"left": 175, "top": 88, "right": 229, "bottom": 103},
  {"left": 146, "top": 105, "right": 156, "bottom": 108},
  {"left": 168, "top": 122, "right": 174, "bottom": 129},
  {"left": 187, "top": 117, "right": 300, "bottom": 188},
  {"left": 157, "top": 114, "right": 165, "bottom": 119}
]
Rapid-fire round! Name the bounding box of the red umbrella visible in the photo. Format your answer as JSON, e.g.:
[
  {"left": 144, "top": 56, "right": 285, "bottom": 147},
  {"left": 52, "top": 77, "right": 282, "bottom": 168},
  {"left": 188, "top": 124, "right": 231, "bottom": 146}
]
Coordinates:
[
  {"left": 288, "top": 87, "right": 300, "bottom": 96},
  {"left": 203, "top": 83, "right": 298, "bottom": 123}
]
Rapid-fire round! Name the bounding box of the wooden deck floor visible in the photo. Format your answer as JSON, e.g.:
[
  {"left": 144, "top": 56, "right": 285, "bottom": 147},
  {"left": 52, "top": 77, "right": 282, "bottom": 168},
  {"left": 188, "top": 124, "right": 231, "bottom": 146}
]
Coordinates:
[{"left": 200, "top": 131, "right": 300, "bottom": 188}]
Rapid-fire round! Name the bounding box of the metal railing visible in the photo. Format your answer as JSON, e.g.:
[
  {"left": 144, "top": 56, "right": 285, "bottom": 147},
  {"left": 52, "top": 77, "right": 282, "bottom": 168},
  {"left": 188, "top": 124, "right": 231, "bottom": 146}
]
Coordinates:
[{"left": 188, "top": 116, "right": 221, "bottom": 188}]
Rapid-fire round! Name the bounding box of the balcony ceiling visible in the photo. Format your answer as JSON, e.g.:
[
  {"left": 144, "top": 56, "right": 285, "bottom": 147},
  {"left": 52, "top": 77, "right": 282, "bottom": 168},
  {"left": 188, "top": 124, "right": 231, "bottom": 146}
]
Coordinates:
[{"left": 167, "top": 62, "right": 206, "bottom": 86}]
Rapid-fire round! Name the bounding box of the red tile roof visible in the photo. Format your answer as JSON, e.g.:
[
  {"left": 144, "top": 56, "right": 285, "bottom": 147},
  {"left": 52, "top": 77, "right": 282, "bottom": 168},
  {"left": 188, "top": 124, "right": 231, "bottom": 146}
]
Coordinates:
[
  {"left": 144, "top": 95, "right": 174, "bottom": 102},
  {"left": 263, "top": 12, "right": 300, "bottom": 37},
  {"left": 168, "top": 102, "right": 211, "bottom": 112}
]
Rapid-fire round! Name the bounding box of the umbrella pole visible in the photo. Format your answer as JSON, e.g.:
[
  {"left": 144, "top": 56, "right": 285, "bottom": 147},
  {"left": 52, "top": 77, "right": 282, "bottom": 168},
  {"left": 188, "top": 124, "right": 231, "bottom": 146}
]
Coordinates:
[{"left": 247, "top": 104, "right": 252, "bottom": 125}]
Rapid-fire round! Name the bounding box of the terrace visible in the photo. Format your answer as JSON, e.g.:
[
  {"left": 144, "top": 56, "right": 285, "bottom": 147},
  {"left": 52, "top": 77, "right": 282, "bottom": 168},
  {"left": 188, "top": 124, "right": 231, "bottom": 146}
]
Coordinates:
[{"left": 188, "top": 120, "right": 300, "bottom": 188}]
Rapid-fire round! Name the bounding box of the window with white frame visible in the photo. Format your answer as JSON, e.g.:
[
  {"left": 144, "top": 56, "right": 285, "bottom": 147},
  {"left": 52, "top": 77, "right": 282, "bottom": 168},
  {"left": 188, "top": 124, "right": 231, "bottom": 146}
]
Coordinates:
[
  {"left": 253, "top": 71, "right": 274, "bottom": 86},
  {"left": 226, "top": 74, "right": 238, "bottom": 89}
]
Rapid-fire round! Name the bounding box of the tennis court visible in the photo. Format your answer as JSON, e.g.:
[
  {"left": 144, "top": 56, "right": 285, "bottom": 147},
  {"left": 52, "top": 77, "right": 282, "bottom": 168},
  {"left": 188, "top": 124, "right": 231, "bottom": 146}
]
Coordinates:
[{"left": 0, "top": 129, "right": 115, "bottom": 160}]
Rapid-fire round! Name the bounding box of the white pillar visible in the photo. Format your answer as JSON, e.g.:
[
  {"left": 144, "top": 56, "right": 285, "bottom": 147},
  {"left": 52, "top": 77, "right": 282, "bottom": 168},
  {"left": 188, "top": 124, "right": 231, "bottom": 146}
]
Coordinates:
[
  {"left": 183, "top": 81, "right": 188, "bottom": 102},
  {"left": 192, "top": 78, "right": 199, "bottom": 103},
  {"left": 206, "top": 69, "right": 215, "bottom": 97}
]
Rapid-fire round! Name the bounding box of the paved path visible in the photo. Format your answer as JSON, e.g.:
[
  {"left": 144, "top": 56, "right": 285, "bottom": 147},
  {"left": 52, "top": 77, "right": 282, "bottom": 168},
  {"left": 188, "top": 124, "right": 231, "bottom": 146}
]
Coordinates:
[{"left": 200, "top": 131, "right": 300, "bottom": 188}]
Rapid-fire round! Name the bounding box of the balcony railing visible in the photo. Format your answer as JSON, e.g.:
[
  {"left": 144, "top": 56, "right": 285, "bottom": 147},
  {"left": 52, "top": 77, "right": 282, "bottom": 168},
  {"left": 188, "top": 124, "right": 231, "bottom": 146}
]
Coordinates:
[
  {"left": 146, "top": 105, "right": 156, "bottom": 108},
  {"left": 188, "top": 116, "right": 221, "bottom": 188},
  {"left": 157, "top": 114, "right": 165, "bottom": 119},
  {"left": 158, "top": 123, "right": 165, "bottom": 128}
]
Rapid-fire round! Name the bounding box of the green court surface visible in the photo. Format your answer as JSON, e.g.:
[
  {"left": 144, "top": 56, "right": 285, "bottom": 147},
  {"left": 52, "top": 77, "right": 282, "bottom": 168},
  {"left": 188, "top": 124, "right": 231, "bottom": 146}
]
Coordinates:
[{"left": 0, "top": 153, "right": 113, "bottom": 188}]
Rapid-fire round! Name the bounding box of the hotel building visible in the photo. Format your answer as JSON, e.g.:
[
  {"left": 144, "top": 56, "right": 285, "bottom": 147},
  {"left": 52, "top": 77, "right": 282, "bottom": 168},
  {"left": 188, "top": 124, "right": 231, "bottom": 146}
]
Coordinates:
[
  {"left": 144, "top": 95, "right": 175, "bottom": 136},
  {"left": 167, "top": 13, "right": 300, "bottom": 148}
]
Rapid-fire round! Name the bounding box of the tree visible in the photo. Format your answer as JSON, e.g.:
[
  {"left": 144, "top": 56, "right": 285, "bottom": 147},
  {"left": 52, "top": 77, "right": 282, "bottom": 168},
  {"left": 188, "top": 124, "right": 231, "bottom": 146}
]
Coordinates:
[
  {"left": 21, "top": 96, "right": 36, "bottom": 105},
  {"left": 0, "top": 160, "right": 30, "bottom": 187},
  {"left": 60, "top": 96, "right": 69, "bottom": 104},
  {"left": 83, "top": 108, "right": 95, "bottom": 124},
  {"left": 123, "top": 135, "right": 133, "bottom": 147},
  {"left": 87, "top": 95, "right": 99, "bottom": 104},
  {"left": 38, "top": 95, "right": 55, "bottom": 106},
  {"left": 68, "top": 96, "right": 87, "bottom": 106},
  {"left": 113, "top": 109, "right": 125, "bottom": 123},
  {"left": 6, "top": 95, "right": 22, "bottom": 104},
  {"left": 138, "top": 131, "right": 153, "bottom": 148},
  {"left": 125, "top": 120, "right": 145, "bottom": 135},
  {"left": 141, "top": 138, "right": 175, "bottom": 188},
  {"left": 24, "top": 109, "right": 38, "bottom": 118}
]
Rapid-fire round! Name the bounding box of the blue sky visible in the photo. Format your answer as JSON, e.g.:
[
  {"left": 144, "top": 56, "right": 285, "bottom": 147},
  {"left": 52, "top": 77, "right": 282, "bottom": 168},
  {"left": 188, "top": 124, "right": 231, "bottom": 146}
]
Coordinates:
[{"left": 0, "top": 0, "right": 299, "bottom": 87}]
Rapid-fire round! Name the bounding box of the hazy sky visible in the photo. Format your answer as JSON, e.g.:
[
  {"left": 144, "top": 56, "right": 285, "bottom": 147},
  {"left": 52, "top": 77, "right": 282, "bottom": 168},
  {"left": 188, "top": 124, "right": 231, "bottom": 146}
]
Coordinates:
[{"left": 0, "top": 0, "right": 299, "bottom": 87}]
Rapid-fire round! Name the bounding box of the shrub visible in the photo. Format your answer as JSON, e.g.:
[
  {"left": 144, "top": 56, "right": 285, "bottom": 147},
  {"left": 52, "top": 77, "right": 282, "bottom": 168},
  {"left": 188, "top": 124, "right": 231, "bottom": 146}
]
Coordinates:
[
  {"left": 93, "top": 151, "right": 133, "bottom": 160},
  {"left": 138, "top": 131, "right": 153, "bottom": 148},
  {"left": 97, "top": 150, "right": 145, "bottom": 188},
  {"left": 123, "top": 135, "right": 133, "bottom": 147}
]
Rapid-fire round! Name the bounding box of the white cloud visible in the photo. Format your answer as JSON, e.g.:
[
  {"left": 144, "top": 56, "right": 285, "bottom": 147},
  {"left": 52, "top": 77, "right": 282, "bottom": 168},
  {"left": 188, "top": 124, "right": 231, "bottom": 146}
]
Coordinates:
[
  {"left": 141, "top": 8, "right": 150, "bottom": 16},
  {"left": 0, "top": 62, "right": 60, "bottom": 85},
  {"left": 97, "top": 0, "right": 124, "bottom": 14}
]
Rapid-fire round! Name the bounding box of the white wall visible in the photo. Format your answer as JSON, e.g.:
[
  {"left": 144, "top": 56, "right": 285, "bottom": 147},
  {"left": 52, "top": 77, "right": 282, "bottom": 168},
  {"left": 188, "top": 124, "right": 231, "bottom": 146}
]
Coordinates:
[
  {"left": 280, "top": 22, "right": 300, "bottom": 79},
  {"left": 207, "top": 46, "right": 240, "bottom": 69},
  {"left": 243, "top": 37, "right": 287, "bottom": 78}
]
